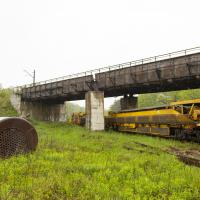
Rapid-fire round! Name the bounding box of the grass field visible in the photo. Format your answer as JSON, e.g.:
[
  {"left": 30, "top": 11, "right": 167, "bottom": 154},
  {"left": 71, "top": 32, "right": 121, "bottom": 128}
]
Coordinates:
[{"left": 0, "top": 121, "right": 200, "bottom": 200}]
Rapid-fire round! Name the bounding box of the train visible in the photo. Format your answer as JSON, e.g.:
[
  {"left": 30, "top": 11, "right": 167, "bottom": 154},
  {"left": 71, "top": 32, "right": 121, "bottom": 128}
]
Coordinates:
[{"left": 72, "top": 99, "right": 200, "bottom": 142}]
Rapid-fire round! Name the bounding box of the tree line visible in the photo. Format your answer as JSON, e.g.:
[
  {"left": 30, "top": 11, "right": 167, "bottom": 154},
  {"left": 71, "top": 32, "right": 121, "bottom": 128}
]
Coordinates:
[{"left": 109, "top": 88, "right": 200, "bottom": 112}]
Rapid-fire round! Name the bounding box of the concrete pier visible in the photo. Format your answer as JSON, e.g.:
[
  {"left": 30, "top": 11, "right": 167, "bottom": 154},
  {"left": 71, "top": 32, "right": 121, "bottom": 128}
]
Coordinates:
[
  {"left": 120, "top": 95, "right": 138, "bottom": 110},
  {"left": 85, "top": 91, "right": 104, "bottom": 131}
]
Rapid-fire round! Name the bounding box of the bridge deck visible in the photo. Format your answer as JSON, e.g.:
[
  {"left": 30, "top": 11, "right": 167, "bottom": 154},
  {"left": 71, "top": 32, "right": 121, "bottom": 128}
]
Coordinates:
[{"left": 18, "top": 47, "right": 200, "bottom": 103}]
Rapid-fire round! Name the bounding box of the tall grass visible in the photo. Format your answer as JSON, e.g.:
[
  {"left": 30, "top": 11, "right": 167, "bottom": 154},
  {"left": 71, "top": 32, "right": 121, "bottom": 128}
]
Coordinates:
[
  {"left": 0, "top": 89, "right": 18, "bottom": 117},
  {"left": 0, "top": 121, "right": 200, "bottom": 199}
]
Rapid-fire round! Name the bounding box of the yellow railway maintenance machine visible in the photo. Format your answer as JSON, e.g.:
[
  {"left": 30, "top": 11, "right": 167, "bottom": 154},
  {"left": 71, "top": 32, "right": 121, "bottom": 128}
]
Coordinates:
[
  {"left": 71, "top": 112, "right": 86, "bottom": 126},
  {"left": 106, "top": 99, "right": 200, "bottom": 142}
]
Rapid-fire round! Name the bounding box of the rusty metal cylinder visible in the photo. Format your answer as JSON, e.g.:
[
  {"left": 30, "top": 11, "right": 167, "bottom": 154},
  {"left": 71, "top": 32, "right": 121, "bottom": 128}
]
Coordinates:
[{"left": 0, "top": 117, "right": 38, "bottom": 158}]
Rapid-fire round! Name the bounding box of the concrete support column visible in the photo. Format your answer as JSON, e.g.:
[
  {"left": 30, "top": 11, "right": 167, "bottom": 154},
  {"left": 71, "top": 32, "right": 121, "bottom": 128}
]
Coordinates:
[
  {"left": 85, "top": 91, "right": 104, "bottom": 131},
  {"left": 120, "top": 94, "right": 138, "bottom": 110}
]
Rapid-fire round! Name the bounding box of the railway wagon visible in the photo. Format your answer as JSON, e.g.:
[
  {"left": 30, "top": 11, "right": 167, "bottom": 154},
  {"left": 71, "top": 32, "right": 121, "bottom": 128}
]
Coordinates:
[
  {"left": 71, "top": 112, "right": 86, "bottom": 126},
  {"left": 105, "top": 99, "right": 200, "bottom": 142}
]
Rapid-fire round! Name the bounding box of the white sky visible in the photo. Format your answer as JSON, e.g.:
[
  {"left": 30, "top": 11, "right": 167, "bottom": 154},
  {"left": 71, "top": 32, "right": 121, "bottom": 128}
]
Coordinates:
[{"left": 0, "top": 0, "right": 200, "bottom": 108}]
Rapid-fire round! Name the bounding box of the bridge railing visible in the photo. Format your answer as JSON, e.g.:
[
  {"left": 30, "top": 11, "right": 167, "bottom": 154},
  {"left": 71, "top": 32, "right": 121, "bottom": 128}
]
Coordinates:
[
  {"left": 97, "top": 46, "right": 200, "bottom": 73},
  {"left": 15, "top": 46, "right": 200, "bottom": 91}
]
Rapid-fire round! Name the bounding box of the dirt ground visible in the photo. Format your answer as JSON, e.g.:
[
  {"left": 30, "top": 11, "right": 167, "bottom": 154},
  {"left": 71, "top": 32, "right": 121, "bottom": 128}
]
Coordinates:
[{"left": 169, "top": 147, "right": 200, "bottom": 167}]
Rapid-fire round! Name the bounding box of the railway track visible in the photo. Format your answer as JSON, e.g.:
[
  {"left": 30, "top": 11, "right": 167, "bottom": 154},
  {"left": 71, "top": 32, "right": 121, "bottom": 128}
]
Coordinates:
[{"left": 123, "top": 140, "right": 200, "bottom": 167}]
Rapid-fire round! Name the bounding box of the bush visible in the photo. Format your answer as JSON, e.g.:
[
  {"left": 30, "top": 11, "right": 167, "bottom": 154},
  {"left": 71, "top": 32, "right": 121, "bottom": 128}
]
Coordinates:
[{"left": 0, "top": 89, "right": 18, "bottom": 116}]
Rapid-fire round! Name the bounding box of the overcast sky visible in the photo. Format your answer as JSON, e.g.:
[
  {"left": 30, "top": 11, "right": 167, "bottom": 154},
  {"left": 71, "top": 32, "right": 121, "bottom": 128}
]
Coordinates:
[{"left": 0, "top": 0, "right": 200, "bottom": 107}]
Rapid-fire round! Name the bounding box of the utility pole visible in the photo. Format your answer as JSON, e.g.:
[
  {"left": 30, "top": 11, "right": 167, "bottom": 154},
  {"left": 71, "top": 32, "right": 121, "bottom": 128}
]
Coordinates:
[
  {"left": 33, "top": 69, "right": 35, "bottom": 85},
  {"left": 24, "top": 69, "right": 36, "bottom": 85}
]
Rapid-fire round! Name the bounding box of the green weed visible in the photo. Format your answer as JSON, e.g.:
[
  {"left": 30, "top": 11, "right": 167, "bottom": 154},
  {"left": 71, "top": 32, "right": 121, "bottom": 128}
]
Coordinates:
[{"left": 0, "top": 122, "right": 200, "bottom": 199}]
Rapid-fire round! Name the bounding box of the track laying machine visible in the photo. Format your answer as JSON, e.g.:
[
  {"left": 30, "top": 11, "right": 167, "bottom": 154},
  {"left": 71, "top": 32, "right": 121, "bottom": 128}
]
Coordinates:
[
  {"left": 105, "top": 99, "right": 200, "bottom": 141},
  {"left": 71, "top": 99, "right": 200, "bottom": 142}
]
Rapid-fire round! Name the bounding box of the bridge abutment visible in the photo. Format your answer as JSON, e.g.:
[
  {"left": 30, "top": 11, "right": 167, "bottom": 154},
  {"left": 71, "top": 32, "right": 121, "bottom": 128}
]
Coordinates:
[
  {"left": 120, "top": 95, "right": 138, "bottom": 110},
  {"left": 20, "top": 101, "right": 66, "bottom": 122},
  {"left": 85, "top": 91, "right": 104, "bottom": 131},
  {"left": 11, "top": 93, "right": 67, "bottom": 121}
]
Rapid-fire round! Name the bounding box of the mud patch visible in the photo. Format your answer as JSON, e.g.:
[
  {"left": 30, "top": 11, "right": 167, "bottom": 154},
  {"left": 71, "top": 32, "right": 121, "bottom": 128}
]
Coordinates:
[
  {"left": 168, "top": 147, "right": 200, "bottom": 167},
  {"left": 123, "top": 141, "right": 200, "bottom": 167}
]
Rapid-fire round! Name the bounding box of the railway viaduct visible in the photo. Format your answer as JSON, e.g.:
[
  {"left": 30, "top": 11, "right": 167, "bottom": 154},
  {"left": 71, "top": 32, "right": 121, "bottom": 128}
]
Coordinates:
[{"left": 13, "top": 47, "right": 200, "bottom": 130}]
